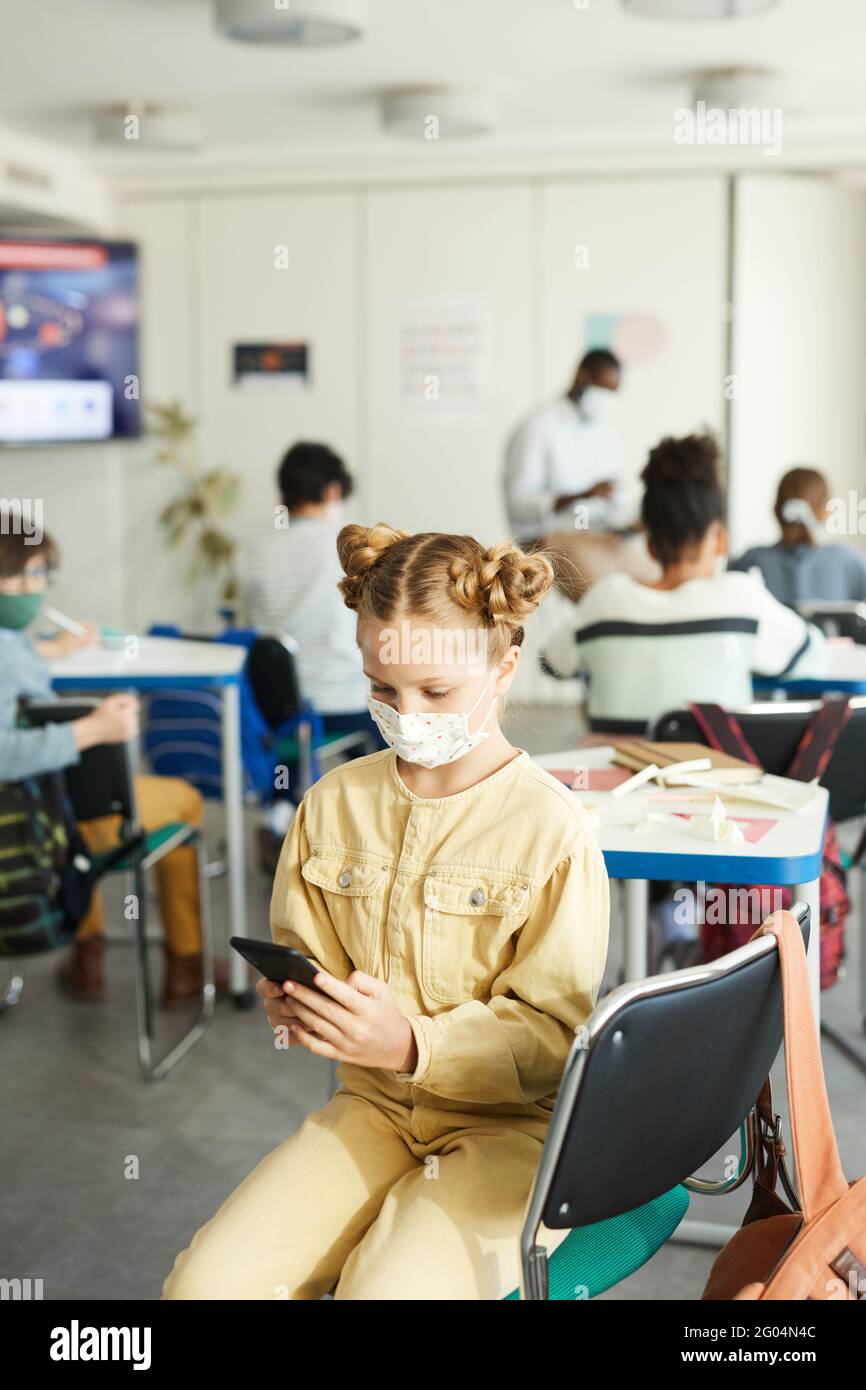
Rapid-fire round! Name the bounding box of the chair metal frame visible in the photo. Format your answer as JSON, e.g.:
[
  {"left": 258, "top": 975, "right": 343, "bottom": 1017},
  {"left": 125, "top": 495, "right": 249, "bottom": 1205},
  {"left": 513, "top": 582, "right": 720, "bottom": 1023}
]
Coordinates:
[
  {"left": 0, "top": 963, "right": 23, "bottom": 1013},
  {"left": 517, "top": 904, "right": 809, "bottom": 1301}
]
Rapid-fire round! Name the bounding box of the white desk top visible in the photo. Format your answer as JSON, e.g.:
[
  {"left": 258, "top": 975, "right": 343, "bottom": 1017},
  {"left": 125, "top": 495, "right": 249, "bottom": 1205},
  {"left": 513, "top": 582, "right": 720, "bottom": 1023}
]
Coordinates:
[
  {"left": 50, "top": 635, "right": 246, "bottom": 687},
  {"left": 534, "top": 746, "right": 828, "bottom": 885}
]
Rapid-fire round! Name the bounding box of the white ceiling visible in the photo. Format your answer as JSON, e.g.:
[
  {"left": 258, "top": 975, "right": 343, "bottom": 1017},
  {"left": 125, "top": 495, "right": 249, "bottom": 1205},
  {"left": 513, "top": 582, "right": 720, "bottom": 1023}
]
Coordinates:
[{"left": 2, "top": 0, "right": 866, "bottom": 177}]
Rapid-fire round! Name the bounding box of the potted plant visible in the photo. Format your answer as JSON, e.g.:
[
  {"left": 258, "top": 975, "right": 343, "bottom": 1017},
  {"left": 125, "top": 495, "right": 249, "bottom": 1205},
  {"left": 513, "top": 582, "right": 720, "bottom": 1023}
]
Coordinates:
[{"left": 147, "top": 400, "right": 242, "bottom": 609}]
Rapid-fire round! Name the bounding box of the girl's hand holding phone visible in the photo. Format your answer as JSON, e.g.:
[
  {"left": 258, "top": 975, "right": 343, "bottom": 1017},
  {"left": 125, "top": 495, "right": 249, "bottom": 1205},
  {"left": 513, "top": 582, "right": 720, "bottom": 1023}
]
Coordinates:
[
  {"left": 268, "top": 970, "right": 418, "bottom": 1072},
  {"left": 257, "top": 976, "right": 301, "bottom": 1040}
]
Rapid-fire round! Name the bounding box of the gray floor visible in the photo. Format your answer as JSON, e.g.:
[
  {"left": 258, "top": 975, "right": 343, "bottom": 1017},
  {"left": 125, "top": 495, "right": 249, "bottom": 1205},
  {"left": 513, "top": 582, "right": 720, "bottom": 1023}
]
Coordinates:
[{"left": 2, "top": 703, "right": 864, "bottom": 1300}]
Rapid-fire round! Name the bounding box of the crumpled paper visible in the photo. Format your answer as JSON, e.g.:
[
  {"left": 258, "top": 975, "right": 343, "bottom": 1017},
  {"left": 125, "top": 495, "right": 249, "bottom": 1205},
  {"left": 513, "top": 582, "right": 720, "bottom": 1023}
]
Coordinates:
[{"left": 688, "top": 796, "right": 745, "bottom": 845}]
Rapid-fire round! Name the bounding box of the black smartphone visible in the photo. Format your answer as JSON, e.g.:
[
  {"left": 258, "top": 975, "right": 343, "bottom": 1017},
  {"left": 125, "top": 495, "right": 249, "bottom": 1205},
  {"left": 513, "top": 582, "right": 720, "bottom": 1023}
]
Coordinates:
[{"left": 229, "top": 936, "right": 322, "bottom": 990}]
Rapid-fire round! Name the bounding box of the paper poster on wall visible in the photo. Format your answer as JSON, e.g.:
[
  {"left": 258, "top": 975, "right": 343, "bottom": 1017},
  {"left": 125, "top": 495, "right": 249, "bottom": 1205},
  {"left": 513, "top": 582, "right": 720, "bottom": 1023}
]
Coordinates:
[
  {"left": 585, "top": 313, "right": 666, "bottom": 366},
  {"left": 400, "top": 299, "right": 490, "bottom": 414},
  {"left": 233, "top": 342, "right": 309, "bottom": 388}
]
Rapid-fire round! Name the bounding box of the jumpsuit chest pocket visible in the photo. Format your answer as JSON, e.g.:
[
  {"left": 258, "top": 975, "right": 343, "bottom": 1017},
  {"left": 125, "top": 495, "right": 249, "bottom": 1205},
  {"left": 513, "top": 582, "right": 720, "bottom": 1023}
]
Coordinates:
[
  {"left": 421, "top": 873, "right": 531, "bottom": 1005},
  {"left": 301, "top": 854, "right": 387, "bottom": 974}
]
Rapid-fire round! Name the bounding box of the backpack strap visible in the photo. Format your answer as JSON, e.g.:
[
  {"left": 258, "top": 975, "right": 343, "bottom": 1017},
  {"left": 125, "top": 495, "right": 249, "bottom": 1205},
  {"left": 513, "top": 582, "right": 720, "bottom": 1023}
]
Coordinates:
[
  {"left": 689, "top": 703, "right": 761, "bottom": 767},
  {"left": 761, "top": 910, "right": 849, "bottom": 1223},
  {"left": 785, "top": 696, "right": 851, "bottom": 785}
]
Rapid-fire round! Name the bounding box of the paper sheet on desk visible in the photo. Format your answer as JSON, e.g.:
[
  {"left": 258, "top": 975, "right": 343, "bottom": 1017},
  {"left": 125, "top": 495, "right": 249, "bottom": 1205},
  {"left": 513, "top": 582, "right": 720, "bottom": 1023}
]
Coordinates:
[{"left": 668, "top": 773, "right": 820, "bottom": 813}]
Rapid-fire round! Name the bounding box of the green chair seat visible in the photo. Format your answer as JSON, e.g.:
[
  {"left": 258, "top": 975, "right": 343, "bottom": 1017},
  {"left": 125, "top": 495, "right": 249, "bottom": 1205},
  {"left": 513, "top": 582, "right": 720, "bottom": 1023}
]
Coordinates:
[
  {"left": 273, "top": 731, "right": 354, "bottom": 763},
  {"left": 91, "top": 822, "right": 195, "bottom": 874},
  {"left": 502, "top": 1183, "right": 689, "bottom": 1300}
]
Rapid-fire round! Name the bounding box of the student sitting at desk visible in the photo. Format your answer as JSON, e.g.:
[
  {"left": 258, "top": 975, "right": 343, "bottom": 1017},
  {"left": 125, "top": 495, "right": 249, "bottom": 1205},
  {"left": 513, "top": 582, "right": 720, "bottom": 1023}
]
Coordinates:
[
  {"left": 729, "top": 466, "right": 866, "bottom": 608},
  {"left": 0, "top": 531, "right": 225, "bottom": 1005},
  {"left": 541, "top": 433, "right": 826, "bottom": 729},
  {"left": 239, "top": 441, "right": 384, "bottom": 750}
]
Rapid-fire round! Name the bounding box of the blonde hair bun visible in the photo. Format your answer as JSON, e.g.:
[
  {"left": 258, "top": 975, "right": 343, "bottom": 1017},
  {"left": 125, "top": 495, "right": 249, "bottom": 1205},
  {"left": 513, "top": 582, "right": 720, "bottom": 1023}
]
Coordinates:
[
  {"left": 449, "top": 543, "right": 554, "bottom": 626},
  {"left": 337, "top": 523, "right": 409, "bottom": 611}
]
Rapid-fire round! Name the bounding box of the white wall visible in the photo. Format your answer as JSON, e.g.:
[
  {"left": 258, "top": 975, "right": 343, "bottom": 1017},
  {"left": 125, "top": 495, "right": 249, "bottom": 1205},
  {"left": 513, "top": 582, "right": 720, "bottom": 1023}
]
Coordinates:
[
  {"left": 538, "top": 176, "right": 728, "bottom": 494},
  {"left": 119, "top": 197, "right": 196, "bottom": 628},
  {"left": 364, "top": 183, "right": 535, "bottom": 540},
  {"left": 729, "top": 174, "right": 866, "bottom": 555},
  {"left": 196, "top": 190, "right": 360, "bottom": 547}
]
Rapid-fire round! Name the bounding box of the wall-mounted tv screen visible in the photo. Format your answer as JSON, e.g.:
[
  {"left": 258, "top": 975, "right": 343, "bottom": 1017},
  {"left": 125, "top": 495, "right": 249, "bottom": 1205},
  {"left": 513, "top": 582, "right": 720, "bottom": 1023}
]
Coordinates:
[{"left": 0, "top": 238, "right": 140, "bottom": 444}]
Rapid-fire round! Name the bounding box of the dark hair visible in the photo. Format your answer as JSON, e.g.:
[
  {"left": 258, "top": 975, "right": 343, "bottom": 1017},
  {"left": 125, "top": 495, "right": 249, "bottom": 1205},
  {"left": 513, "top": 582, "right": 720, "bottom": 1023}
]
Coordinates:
[
  {"left": 640, "top": 433, "right": 724, "bottom": 565},
  {"left": 277, "top": 442, "right": 354, "bottom": 511},
  {"left": 0, "top": 528, "right": 59, "bottom": 579},
  {"left": 577, "top": 348, "right": 621, "bottom": 377}
]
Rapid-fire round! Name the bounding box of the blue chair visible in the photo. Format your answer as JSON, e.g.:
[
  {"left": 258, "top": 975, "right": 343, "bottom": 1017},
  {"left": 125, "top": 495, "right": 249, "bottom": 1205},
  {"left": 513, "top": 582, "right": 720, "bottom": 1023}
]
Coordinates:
[{"left": 143, "top": 626, "right": 329, "bottom": 806}]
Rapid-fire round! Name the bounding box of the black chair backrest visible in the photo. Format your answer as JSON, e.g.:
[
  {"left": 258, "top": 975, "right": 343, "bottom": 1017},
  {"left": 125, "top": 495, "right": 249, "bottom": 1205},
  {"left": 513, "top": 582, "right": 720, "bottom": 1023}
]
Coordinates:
[
  {"left": 653, "top": 699, "right": 866, "bottom": 824},
  {"left": 589, "top": 716, "right": 652, "bottom": 736},
  {"left": 23, "top": 700, "right": 136, "bottom": 824},
  {"left": 797, "top": 604, "right": 866, "bottom": 645},
  {"left": 542, "top": 909, "right": 809, "bottom": 1229},
  {"left": 247, "top": 637, "right": 303, "bottom": 729}
]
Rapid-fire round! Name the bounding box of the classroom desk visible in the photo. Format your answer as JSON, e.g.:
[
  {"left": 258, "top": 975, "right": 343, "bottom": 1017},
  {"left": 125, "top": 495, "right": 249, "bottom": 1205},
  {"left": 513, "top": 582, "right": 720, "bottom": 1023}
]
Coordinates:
[
  {"left": 753, "top": 643, "right": 866, "bottom": 697},
  {"left": 50, "top": 637, "right": 250, "bottom": 1000},
  {"left": 534, "top": 746, "right": 828, "bottom": 1029}
]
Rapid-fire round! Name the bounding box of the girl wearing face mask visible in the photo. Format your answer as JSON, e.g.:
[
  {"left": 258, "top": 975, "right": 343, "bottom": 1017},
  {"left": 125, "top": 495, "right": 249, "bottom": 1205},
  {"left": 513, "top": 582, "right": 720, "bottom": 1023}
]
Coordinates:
[{"left": 164, "top": 525, "right": 610, "bottom": 1302}]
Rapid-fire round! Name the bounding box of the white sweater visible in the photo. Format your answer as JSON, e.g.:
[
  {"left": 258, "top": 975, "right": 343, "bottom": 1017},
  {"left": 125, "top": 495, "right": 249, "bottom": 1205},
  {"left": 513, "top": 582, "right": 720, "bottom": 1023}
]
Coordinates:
[
  {"left": 239, "top": 518, "right": 368, "bottom": 715},
  {"left": 541, "top": 570, "right": 826, "bottom": 725}
]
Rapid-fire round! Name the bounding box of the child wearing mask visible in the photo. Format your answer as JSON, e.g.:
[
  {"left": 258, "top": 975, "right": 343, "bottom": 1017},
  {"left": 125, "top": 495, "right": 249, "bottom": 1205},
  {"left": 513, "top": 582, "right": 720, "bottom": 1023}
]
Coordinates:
[
  {"left": 729, "top": 466, "right": 866, "bottom": 608},
  {"left": 163, "top": 525, "right": 610, "bottom": 1300},
  {"left": 0, "top": 531, "right": 223, "bottom": 1004}
]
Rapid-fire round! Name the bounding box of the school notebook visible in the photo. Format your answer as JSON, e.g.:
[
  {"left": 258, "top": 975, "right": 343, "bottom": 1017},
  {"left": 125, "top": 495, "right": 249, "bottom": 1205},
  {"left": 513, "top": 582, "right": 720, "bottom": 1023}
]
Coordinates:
[{"left": 610, "top": 740, "right": 764, "bottom": 785}]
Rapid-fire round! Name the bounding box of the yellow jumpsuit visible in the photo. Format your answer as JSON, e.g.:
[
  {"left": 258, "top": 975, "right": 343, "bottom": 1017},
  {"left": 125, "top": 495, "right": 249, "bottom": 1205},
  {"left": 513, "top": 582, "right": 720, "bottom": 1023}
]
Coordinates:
[{"left": 163, "top": 748, "right": 610, "bottom": 1300}]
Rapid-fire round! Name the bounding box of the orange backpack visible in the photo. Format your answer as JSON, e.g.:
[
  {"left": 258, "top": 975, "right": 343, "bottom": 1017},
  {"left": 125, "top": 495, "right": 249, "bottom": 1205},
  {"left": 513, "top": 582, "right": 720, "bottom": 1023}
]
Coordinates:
[{"left": 703, "top": 909, "right": 866, "bottom": 1300}]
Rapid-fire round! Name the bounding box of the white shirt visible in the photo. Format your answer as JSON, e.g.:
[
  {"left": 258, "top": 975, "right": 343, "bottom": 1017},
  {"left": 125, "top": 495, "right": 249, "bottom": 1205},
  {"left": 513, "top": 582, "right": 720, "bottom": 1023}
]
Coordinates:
[
  {"left": 541, "top": 569, "right": 826, "bottom": 726},
  {"left": 239, "top": 518, "right": 368, "bottom": 715},
  {"left": 504, "top": 396, "right": 623, "bottom": 541}
]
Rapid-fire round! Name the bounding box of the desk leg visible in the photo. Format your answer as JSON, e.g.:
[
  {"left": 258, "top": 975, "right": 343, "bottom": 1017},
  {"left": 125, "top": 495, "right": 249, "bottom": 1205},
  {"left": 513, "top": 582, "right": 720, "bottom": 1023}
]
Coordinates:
[
  {"left": 793, "top": 877, "right": 821, "bottom": 1035},
  {"left": 624, "top": 879, "right": 649, "bottom": 981},
  {"left": 223, "top": 683, "right": 249, "bottom": 1001}
]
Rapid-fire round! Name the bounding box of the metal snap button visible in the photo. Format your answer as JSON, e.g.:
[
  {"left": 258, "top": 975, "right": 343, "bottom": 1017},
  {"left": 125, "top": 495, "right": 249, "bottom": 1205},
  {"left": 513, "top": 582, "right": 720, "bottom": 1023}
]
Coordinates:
[
  {"left": 338, "top": 869, "right": 352, "bottom": 888},
  {"left": 469, "top": 888, "right": 486, "bottom": 907}
]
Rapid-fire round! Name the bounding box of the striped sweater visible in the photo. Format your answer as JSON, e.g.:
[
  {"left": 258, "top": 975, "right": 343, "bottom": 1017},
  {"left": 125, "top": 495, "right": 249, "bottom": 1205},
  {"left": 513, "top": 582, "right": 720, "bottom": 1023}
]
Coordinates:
[{"left": 541, "top": 570, "right": 826, "bottom": 725}]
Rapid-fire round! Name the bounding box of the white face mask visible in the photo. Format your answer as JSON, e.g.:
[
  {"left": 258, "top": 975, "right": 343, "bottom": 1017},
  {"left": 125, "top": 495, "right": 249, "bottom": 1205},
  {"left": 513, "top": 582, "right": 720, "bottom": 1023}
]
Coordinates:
[
  {"left": 578, "top": 384, "right": 611, "bottom": 424},
  {"left": 367, "top": 669, "right": 498, "bottom": 769}
]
